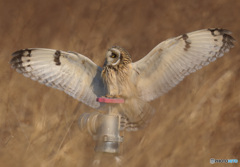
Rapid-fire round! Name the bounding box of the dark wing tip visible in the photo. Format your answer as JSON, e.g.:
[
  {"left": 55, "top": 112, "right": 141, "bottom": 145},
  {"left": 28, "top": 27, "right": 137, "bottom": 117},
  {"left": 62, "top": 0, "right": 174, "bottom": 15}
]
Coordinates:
[
  {"left": 10, "top": 54, "right": 22, "bottom": 68},
  {"left": 208, "top": 28, "right": 232, "bottom": 35},
  {"left": 208, "top": 28, "right": 235, "bottom": 51},
  {"left": 222, "top": 30, "right": 235, "bottom": 50},
  {"left": 223, "top": 34, "right": 235, "bottom": 49},
  {"left": 12, "top": 49, "right": 24, "bottom": 57},
  {"left": 10, "top": 48, "right": 32, "bottom": 69},
  {"left": 12, "top": 48, "right": 33, "bottom": 57}
]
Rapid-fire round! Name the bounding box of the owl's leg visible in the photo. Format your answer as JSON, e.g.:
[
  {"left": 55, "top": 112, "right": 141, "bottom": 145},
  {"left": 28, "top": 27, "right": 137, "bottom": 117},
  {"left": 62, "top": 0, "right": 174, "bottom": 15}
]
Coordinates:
[
  {"left": 104, "top": 94, "right": 121, "bottom": 98},
  {"left": 113, "top": 95, "right": 121, "bottom": 98},
  {"left": 119, "top": 116, "right": 141, "bottom": 131},
  {"left": 105, "top": 94, "right": 115, "bottom": 98}
]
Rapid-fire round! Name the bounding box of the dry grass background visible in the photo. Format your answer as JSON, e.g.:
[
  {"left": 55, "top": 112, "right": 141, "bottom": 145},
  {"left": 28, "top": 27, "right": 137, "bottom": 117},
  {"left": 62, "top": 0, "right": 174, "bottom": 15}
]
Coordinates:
[{"left": 0, "top": 0, "right": 239, "bottom": 166}]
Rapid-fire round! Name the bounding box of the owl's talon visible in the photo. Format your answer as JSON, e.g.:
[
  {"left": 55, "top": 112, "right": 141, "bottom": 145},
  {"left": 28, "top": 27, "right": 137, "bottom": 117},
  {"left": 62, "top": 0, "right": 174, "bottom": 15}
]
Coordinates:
[
  {"left": 105, "top": 95, "right": 113, "bottom": 98},
  {"left": 114, "top": 95, "right": 121, "bottom": 98},
  {"left": 104, "top": 95, "right": 121, "bottom": 99}
]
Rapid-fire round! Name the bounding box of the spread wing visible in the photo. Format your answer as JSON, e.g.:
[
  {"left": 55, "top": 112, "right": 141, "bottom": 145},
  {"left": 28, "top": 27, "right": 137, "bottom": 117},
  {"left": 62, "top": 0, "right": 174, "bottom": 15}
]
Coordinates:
[
  {"left": 132, "top": 28, "right": 235, "bottom": 101},
  {"left": 10, "top": 48, "right": 106, "bottom": 108}
]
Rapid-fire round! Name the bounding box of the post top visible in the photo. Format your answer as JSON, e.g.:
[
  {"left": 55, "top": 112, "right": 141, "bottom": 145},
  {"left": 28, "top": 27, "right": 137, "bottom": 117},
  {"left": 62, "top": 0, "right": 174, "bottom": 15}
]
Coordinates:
[{"left": 97, "top": 97, "right": 125, "bottom": 103}]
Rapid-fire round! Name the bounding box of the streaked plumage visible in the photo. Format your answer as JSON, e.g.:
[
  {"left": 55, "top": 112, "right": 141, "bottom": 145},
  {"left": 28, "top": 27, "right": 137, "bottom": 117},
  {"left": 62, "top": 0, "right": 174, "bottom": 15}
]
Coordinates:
[{"left": 10, "top": 28, "right": 235, "bottom": 130}]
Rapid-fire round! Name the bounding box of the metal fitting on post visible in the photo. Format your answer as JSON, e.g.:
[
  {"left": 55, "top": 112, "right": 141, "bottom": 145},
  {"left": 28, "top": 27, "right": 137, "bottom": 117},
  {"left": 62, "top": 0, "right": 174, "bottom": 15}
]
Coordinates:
[
  {"left": 79, "top": 97, "right": 125, "bottom": 154},
  {"left": 93, "top": 114, "right": 123, "bottom": 153},
  {"left": 78, "top": 112, "right": 99, "bottom": 135},
  {"left": 78, "top": 112, "right": 123, "bottom": 154}
]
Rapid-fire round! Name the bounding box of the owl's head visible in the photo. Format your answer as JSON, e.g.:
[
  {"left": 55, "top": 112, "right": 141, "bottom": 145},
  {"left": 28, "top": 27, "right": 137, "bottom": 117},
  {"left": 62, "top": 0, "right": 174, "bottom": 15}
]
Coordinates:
[{"left": 104, "top": 46, "right": 132, "bottom": 67}]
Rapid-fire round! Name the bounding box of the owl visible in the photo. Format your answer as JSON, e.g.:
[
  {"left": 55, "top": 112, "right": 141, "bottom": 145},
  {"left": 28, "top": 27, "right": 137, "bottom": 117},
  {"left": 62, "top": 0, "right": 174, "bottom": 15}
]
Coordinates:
[{"left": 10, "top": 28, "right": 235, "bottom": 130}]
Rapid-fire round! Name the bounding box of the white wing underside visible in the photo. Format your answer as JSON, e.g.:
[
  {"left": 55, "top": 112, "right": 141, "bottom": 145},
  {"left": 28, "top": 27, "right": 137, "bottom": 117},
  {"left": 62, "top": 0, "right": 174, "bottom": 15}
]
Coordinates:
[
  {"left": 10, "top": 49, "right": 106, "bottom": 108},
  {"left": 10, "top": 28, "right": 234, "bottom": 110},
  {"left": 132, "top": 28, "right": 235, "bottom": 101}
]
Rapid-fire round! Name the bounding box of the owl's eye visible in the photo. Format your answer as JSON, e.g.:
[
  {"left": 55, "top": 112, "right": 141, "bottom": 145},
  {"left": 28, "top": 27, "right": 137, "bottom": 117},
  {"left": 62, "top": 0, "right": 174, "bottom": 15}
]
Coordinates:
[{"left": 111, "top": 53, "right": 117, "bottom": 58}]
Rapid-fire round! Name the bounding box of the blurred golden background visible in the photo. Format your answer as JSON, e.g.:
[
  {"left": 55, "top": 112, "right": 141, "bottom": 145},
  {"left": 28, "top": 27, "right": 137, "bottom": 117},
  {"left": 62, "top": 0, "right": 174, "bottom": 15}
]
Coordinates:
[{"left": 0, "top": 0, "right": 239, "bottom": 166}]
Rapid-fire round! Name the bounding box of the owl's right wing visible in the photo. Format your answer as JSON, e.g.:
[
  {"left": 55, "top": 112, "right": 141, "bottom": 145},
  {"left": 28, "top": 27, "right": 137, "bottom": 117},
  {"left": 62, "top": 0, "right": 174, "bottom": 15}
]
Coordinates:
[
  {"left": 10, "top": 48, "right": 106, "bottom": 108},
  {"left": 132, "top": 28, "right": 235, "bottom": 102}
]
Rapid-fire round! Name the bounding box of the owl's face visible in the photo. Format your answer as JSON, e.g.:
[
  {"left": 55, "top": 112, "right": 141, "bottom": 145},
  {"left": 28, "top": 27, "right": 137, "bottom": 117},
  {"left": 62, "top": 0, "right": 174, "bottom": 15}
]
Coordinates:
[
  {"left": 104, "top": 46, "right": 132, "bottom": 67},
  {"left": 105, "top": 47, "right": 121, "bottom": 66}
]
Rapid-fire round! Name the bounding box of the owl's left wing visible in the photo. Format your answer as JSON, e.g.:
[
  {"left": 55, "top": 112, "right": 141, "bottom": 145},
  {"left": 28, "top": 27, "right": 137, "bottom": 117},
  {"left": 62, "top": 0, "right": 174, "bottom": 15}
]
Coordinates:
[
  {"left": 132, "top": 28, "right": 235, "bottom": 102},
  {"left": 10, "top": 48, "right": 106, "bottom": 108}
]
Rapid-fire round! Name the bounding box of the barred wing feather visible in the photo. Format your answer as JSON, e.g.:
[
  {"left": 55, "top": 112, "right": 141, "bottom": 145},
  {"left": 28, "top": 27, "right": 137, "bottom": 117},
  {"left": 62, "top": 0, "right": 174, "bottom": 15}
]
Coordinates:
[
  {"left": 10, "top": 48, "right": 106, "bottom": 108},
  {"left": 132, "top": 28, "right": 235, "bottom": 101}
]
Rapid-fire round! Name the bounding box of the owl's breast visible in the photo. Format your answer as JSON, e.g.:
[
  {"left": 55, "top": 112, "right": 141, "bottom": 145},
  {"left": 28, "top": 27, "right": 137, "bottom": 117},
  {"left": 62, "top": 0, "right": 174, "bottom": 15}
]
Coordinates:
[
  {"left": 101, "top": 66, "right": 118, "bottom": 95},
  {"left": 101, "top": 64, "right": 134, "bottom": 97},
  {"left": 102, "top": 66, "right": 116, "bottom": 85}
]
